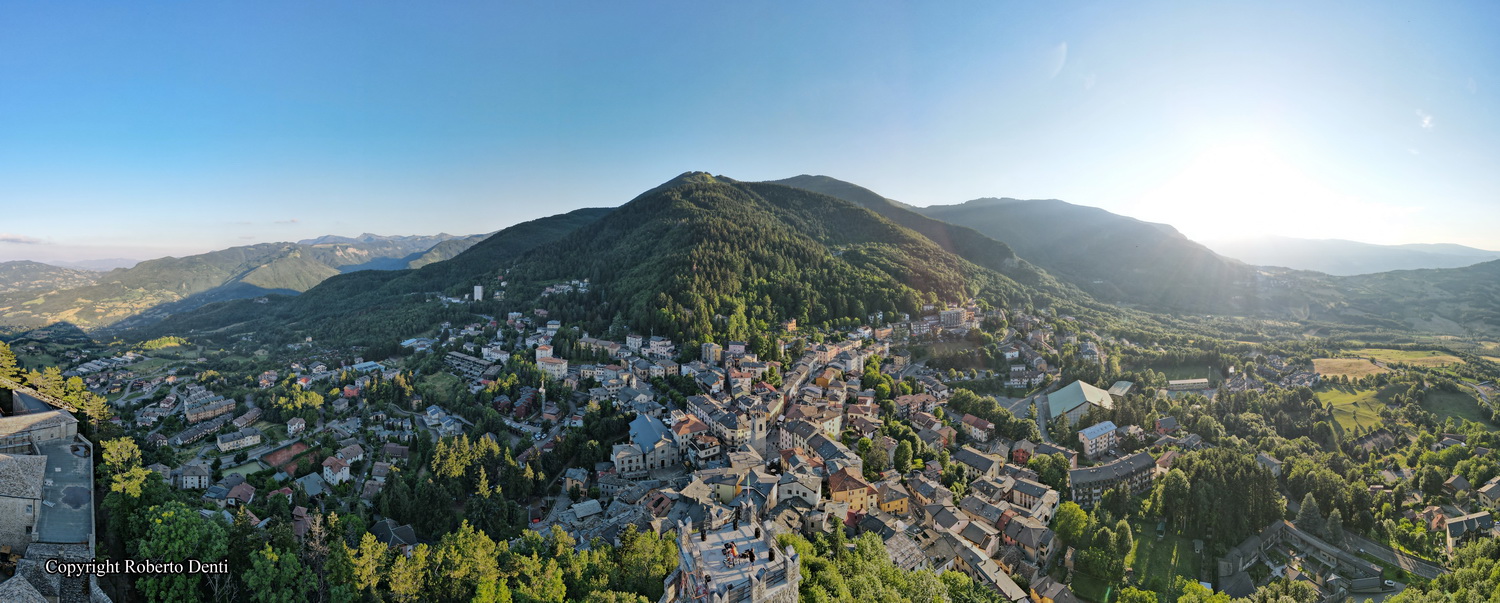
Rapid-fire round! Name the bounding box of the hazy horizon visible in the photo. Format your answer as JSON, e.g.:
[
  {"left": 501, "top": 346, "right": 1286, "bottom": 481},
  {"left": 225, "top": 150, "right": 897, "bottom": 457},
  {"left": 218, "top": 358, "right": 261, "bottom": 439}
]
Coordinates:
[{"left": 7, "top": 175, "right": 1500, "bottom": 266}]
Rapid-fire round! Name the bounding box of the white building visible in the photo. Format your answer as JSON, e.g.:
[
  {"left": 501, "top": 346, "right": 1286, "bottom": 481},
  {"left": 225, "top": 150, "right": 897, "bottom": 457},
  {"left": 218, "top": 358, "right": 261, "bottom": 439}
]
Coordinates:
[
  {"left": 1077, "top": 421, "right": 1117, "bottom": 459},
  {"left": 538, "top": 357, "right": 568, "bottom": 380}
]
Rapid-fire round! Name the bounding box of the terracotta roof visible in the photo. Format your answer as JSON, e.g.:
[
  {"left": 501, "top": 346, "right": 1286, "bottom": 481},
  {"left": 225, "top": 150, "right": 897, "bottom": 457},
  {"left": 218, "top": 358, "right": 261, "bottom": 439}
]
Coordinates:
[
  {"left": 671, "top": 415, "right": 709, "bottom": 436},
  {"left": 828, "top": 466, "right": 873, "bottom": 495}
]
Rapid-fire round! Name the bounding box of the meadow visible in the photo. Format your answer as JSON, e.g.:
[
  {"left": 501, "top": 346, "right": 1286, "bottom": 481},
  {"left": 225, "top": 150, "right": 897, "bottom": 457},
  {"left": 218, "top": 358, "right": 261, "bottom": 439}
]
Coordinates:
[
  {"left": 1422, "top": 390, "right": 1495, "bottom": 428},
  {"left": 1318, "top": 385, "right": 1396, "bottom": 432},
  {"left": 1312, "top": 357, "right": 1389, "bottom": 379},
  {"left": 1069, "top": 519, "right": 1204, "bottom": 602},
  {"left": 1350, "top": 348, "right": 1464, "bottom": 368}
]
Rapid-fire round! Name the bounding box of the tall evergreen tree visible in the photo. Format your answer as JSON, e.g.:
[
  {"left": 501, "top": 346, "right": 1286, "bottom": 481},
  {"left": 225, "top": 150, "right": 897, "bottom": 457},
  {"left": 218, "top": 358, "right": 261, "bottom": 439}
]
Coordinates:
[{"left": 1294, "top": 492, "right": 1323, "bottom": 536}]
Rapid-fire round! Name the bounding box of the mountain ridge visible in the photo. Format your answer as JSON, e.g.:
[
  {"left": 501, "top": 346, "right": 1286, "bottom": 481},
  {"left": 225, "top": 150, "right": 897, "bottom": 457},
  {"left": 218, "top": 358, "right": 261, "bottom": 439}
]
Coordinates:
[
  {"left": 137, "top": 173, "right": 1078, "bottom": 348},
  {"left": 0, "top": 260, "right": 101, "bottom": 295},
  {"left": 1206, "top": 236, "right": 1500, "bottom": 275},
  {"left": 0, "top": 232, "right": 486, "bottom": 335},
  {"left": 773, "top": 177, "right": 1256, "bottom": 314}
]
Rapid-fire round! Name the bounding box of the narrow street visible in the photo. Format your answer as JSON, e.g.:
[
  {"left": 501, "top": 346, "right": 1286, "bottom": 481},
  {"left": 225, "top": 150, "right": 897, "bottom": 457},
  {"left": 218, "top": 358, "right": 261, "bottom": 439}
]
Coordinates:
[
  {"left": 1285, "top": 498, "right": 1449, "bottom": 580},
  {"left": 1344, "top": 532, "right": 1449, "bottom": 580}
]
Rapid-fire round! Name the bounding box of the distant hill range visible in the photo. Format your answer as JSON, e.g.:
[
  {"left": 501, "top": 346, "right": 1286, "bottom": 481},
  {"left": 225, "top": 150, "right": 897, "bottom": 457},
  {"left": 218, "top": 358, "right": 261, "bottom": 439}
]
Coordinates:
[
  {"left": 1206, "top": 236, "right": 1500, "bottom": 276},
  {"left": 295, "top": 233, "right": 482, "bottom": 272},
  {"left": 774, "top": 176, "right": 1258, "bottom": 314},
  {"left": 0, "top": 261, "right": 100, "bottom": 294},
  {"left": 138, "top": 208, "right": 613, "bottom": 345},
  {"left": 49, "top": 258, "right": 140, "bottom": 272},
  {"left": 142, "top": 173, "right": 1106, "bottom": 348},
  {"left": 0, "top": 233, "right": 482, "bottom": 335},
  {"left": 15, "top": 172, "right": 1500, "bottom": 343},
  {"left": 773, "top": 175, "right": 1500, "bottom": 337},
  {"left": 1252, "top": 259, "right": 1500, "bottom": 337}
]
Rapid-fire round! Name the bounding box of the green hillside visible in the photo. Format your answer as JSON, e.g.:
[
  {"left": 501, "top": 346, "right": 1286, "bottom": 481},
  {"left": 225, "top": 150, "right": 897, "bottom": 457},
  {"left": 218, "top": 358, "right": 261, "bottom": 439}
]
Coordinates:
[
  {"left": 914, "top": 197, "right": 1260, "bottom": 314},
  {"left": 768, "top": 175, "right": 1058, "bottom": 289},
  {"left": 1321, "top": 260, "right": 1500, "bottom": 337},
  {"left": 137, "top": 173, "right": 1072, "bottom": 347},
  {"left": 406, "top": 234, "right": 489, "bottom": 268},
  {"left": 137, "top": 208, "right": 612, "bottom": 345},
  {"left": 0, "top": 260, "right": 99, "bottom": 294},
  {"left": 0, "top": 233, "right": 476, "bottom": 335},
  {"left": 499, "top": 173, "right": 1044, "bottom": 343}
]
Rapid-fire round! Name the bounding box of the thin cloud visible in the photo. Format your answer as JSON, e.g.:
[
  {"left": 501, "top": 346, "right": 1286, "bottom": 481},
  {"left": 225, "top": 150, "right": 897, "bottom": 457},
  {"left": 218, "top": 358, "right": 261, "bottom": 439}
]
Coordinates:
[
  {"left": 0, "top": 233, "right": 44, "bottom": 245},
  {"left": 1417, "top": 109, "right": 1434, "bottom": 130},
  {"left": 1047, "top": 42, "right": 1068, "bottom": 79},
  {"left": 274, "top": 219, "right": 300, "bottom": 225}
]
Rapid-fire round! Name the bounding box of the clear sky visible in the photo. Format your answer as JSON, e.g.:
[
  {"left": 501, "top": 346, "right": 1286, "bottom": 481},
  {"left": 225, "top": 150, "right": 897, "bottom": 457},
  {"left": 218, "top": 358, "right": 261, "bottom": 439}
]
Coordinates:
[{"left": 2, "top": 1, "right": 1497, "bottom": 263}]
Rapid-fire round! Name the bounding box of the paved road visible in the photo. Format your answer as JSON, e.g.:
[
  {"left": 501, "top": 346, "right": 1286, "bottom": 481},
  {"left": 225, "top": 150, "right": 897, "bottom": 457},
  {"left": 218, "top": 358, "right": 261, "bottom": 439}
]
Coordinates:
[
  {"left": 1345, "top": 532, "right": 1448, "bottom": 580},
  {"left": 1462, "top": 381, "right": 1491, "bottom": 405},
  {"left": 1284, "top": 498, "right": 1449, "bottom": 580}
]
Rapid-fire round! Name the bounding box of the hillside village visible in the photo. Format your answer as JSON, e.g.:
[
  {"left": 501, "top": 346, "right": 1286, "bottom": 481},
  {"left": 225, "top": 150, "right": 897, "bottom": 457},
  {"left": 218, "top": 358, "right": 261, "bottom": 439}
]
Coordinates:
[{"left": 5, "top": 281, "right": 1500, "bottom": 603}]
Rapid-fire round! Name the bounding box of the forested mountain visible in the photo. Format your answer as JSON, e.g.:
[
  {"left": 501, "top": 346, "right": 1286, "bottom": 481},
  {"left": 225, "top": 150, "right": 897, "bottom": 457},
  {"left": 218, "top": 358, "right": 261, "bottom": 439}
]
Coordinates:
[
  {"left": 1207, "top": 236, "right": 1500, "bottom": 275},
  {"left": 495, "top": 173, "right": 1058, "bottom": 343},
  {"left": 405, "top": 233, "right": 491, "bottom": 268},
  {"left": 912, "top": 197, "right": 1260, "bottom": 314},
  {"left": 136, "top": 208, "right": 613, "bottom": 346},
  {"left": 769, "top": 175, "right": 1056, "bottom": 288},
  {"left": 297, "top": 232, "right": 455, "bottom": 246},
  {"left": 1270, "top": 260, "right": 1500, "bottom": 337},
  {"left": 138, "top": 174, "right": 1101, "bottom": 349},
  {"left": 0, "top": 233, "right": 476, "bottom": 335},
  {"left": 0, "top": 260, "right": 99, "bottom": 294},
  {"left": 766, "top": 178, "right": 1500, "bottom": 335},
  {"left": 297, "top": 232, "right": 476, "bottom": 272}
]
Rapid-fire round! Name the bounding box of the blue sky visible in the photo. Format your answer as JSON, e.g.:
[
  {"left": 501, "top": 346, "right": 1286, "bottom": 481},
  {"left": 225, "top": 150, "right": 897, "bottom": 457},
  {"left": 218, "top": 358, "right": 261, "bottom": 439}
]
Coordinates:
[{"left": 2, "top": 1, "right": 1497, "bottom": 262}]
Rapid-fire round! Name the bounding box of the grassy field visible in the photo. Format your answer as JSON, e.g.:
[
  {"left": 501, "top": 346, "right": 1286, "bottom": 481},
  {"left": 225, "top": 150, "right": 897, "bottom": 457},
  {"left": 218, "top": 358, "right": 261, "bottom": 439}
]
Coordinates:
[
  {"left": 1313, "top": 358, "right": 1390, "bottom": 379},
  {"left": 1318, "top": 385, "right": 1396, "bottom": 432},
  {"left": 419, "top": 372, "right": 463, "bottom": 404},
  {"left": 252, "top": 421, "right": 288, "bottom": 444},
  {"left": 926, "top": 341, "right": 980, "bottom": 356},
  {"left": 128, "top": 357, "right": 178, "bottom": 375},
  {"left": 1069, "top": 573, "right": 1113, "bottom": 602},
  {"left": 1146, "top": 362, "right": 1218, "bottom": 381},
  {"left": 1351, "top": 348, "right": 1465, "bottom": 368},
  {"left": 1069, "top": 520, "right": 1203, "bottom": 602},
  {"left": 1483, "top": 356, "right": 1500, "bottom": 365},
  {"left": 1125, "top": 521, "right": 1202, "bottom": 589},
  {"left": 1423, "top": 390, "right": 1496, "bottom": 428}
]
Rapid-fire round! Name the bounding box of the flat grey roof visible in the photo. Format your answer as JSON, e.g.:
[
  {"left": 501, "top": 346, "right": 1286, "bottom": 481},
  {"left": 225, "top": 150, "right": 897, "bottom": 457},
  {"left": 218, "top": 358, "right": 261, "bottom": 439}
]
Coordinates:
[
  {"left": 14, "top": 392, "right": 56, "bottom": 414},
  {"left": 692, "top": 524, "right": 774, "bottom": 588},
  {"left": 33, "top": 439, "right": 92, "bottom": 545}
]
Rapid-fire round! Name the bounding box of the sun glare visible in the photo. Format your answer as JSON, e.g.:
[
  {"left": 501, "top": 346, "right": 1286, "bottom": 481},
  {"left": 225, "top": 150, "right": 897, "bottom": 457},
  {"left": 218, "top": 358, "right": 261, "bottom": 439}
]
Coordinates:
[{"left": 1132, "top": 141, "right": 1406, "bottom": 243}]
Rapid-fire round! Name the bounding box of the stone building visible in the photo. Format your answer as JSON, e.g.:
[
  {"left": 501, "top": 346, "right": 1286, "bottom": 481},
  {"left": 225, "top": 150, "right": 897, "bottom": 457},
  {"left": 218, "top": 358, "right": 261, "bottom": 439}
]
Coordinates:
[
  {"left": 0, "top": 452, "right": 47, "bottom": 554},
  {"left": 662, "top": 512, "right": 800, "bottom": 603}
]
